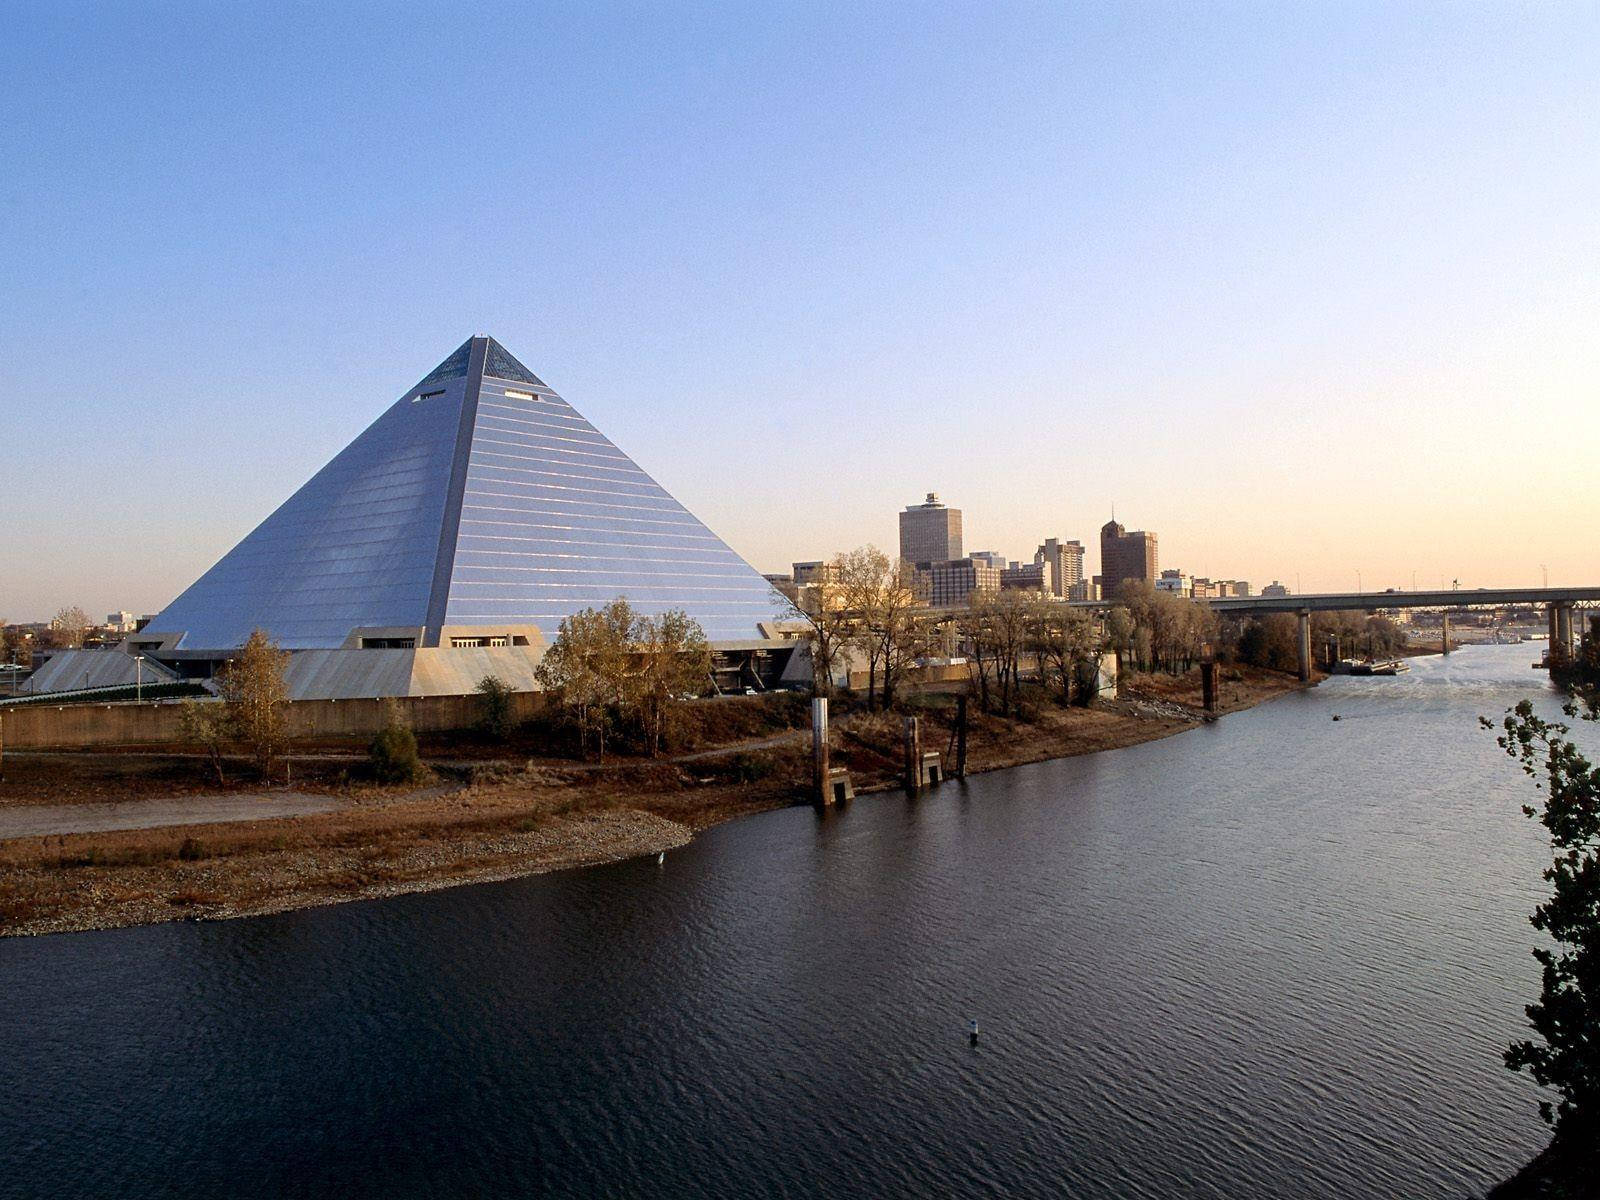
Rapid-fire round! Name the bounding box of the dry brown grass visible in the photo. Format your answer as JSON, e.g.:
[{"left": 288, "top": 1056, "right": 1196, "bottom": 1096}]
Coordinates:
[{"left": 0, "top": 678, "right": 1309, "bottom": 938}]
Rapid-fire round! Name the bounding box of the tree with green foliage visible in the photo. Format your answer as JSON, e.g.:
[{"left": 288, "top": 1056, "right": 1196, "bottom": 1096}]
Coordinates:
[
  {"left": 634, "top": 608, "right": 711, "bottom": 756},
  {"left": 179, "top": 700, "right": 236, "bottom": 785},
  {"left": 370, "top": 698, "right": 424, "bottom": 783},
  {"left": 1484, "top": 636, "right": 1600, "bottom": 1152},
  {"left": 217, "top": 630, "right": 290, "bottom": 776},
  {"left": 475, "top": 675, "right": 516, "bottom": 741}
]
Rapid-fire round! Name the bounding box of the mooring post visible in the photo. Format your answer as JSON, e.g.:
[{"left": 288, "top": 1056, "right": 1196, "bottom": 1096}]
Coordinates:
[
  {"left": 1201, "top": 658, "right": 1218, "bottom": 714},
  {"left": 955, "top": 694, "right": 968, "bottom": 779},
  {"left": 903, "top": 715, "right": 922, "bottom": 796},
  {"left": 811, "top": 696, "right": 830, "bottom": 804}
]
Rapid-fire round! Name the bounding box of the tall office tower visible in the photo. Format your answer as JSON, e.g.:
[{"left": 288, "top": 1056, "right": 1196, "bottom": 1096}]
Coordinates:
[
  {"left": 1034, "top": 537, "right": 1086, "bottom": 597},
  {"left": 1099, "top": 518, "right": 1159, "bottom": 592},
  {"left": 899, "top": 493, "right": 963, "bottom": 566}
]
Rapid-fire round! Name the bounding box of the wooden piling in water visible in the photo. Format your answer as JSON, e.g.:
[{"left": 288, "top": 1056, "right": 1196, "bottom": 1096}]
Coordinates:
[
  {"left": 903, "top": 716, "right": 922, "bottom": 796},
  {"left": 955, "top": 694, "right": 968, "bottom": 779}
]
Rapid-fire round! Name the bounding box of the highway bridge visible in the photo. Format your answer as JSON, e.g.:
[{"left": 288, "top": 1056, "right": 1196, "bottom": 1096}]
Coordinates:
[{"left": 1073, "top": 586, "right": 1600, "bottom": 681}]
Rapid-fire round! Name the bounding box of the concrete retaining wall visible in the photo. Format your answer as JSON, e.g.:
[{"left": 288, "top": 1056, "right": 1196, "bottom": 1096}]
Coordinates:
[{"left": 0, "top": 692, "right": 545, "bottom": 751}]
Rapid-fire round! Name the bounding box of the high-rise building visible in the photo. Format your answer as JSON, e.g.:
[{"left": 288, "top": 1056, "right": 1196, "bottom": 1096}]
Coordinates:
[
  {"left": 792, "top": 561, "right": 837, "bottom": 587},
  {"left": 919, "top": 558, "right": 999, "bottom": 607},
  {"left": 1099, "top": 519, "right": 1158, "bottom": 592},
  {"left": 1261, "top": 581, "right": 1290, "bottom": 598},
  {"left": 1000, "top": 561, "right": 1048, "bottom": 592},
  {"left": 969, "top": 550, "right": 1007, "bottom": 571},
  {"left": 1034, "top": 538, "right": 1085, "bottom": 598},
  {"left": 899, "top": 493, "right": 963, "bottom": 566}
]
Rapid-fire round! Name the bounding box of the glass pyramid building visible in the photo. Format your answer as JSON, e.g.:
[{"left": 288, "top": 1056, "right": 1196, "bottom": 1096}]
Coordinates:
[{"left": 140, "top": 336, "right": 791, "bottom": 654}]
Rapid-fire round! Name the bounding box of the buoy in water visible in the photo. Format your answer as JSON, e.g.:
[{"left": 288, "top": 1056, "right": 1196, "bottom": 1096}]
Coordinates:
[
  {"left": 968, "top": 1019, "right": 980, "bottom": 1047},
  {"left": 657, "top": 852, "right": 666, "bottom": 865},
  {"left": 1332, "top": 715, "right": 1341, "bottom": 722}
]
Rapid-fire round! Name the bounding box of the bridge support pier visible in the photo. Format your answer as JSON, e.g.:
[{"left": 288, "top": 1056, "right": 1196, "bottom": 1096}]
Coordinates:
[
  {"left": 1549, "top": 603, "right": 1561, "bottom": 663},
  {"left": 1297, "top": 609, "right": 1312, "bottom": 682},
  {"left": 1441, "top": 612, "right": 1450, "bottom": 655},
  {"left": 1558, "top": 603, "right": 1575, "bottom": 659}
]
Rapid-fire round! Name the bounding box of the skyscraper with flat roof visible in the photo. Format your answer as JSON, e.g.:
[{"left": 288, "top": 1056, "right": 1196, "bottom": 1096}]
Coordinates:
[
  {"left": 1100, "top": 519, "right": 1158, "bottom": 592},
  {"left": 899, "top": 493, "right": 963, "bottom": 566},
  {"left": 1035, "top": 538, "right": 1085, "bottom": 597}
]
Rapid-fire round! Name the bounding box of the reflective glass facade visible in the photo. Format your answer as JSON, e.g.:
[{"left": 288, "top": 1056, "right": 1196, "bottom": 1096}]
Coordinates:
[
  {"left": 142, "top": 337, "right": 789, "bottom": 651},
  {"left": 444, "top": 366, "right": 789, "bottom": 643}
]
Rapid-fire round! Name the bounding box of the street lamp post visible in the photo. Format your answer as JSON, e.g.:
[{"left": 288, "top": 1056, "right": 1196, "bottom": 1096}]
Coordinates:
[{"left": 135, "top": 655, "right": 144, "bottom": 703}]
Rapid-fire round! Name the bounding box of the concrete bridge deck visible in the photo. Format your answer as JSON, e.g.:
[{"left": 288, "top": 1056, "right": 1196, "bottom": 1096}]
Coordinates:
[{"left": 1072, "top": 586, "right": 1600, "bottom": 682}]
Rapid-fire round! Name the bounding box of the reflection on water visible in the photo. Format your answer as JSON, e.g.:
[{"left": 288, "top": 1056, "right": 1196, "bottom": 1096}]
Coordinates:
[{"left": 0, "top": 645, "right": 1582, "bottom": 1199}]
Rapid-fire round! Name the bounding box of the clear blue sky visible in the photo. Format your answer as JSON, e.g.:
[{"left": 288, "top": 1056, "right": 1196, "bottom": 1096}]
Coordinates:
[{"left": 4, "top": 2, "right": 1597, "bottom": 620}]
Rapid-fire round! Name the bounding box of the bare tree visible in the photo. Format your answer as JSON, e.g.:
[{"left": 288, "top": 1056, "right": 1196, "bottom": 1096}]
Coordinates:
[
  {"left": 833, "top": 546, "right": 928, "bottom": 709},
  {"left": 959, "top": 591, "right": 1036, "bottom": 715},
  {"left": 1032, "top": 606, "right": 1099, "bottom": 705},
  {"left": 217, "top": 630, "right": 290, "bottom": 776},
  {"left": 789, "top": 558, "right": 851, "bottom": 699},
  {"left": 50, "top": 606, "right": 91, "bottom": 649}
]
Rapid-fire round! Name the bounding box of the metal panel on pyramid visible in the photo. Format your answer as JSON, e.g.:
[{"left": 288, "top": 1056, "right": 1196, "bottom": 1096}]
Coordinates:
[{"left": 139, "top": 336, "right": 788, "bottom": 652}]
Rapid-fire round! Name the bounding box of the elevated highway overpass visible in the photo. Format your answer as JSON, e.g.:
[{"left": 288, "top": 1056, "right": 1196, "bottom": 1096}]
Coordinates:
[{"left": 1072, "top": 586, "right": 1600, "bottom": 682}]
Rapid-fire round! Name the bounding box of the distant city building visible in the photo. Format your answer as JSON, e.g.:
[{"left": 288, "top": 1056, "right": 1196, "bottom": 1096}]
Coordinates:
[
  {"left": 900, "top": 493, "right": 963, "bottom": 566},
  {"left": 1261, "top": 581, "right": 1290, "bottom": 598},
  {"left": 1099, "top": 519, "right": 1158, "bottom": 592},
  {"left": 1191, "top": 577, "right": 1250, "bottom": 599},
  {"left": 791, "top": 561, "right": 837, "bottom": 586},
  {"left": 1155, "top": 569, "right": 1191, "bottom": 596},
  {"left": 969, "top": 550, "right": 1007, "bottom": 571},
  {"left": 1035, "top": 538, "right": 1084, "bottom": 598},
  {"left": 106, "top": 611, "right": 137, "bottom": 632},
  {"left": 1000, "top": 561, "right": 1049, "bottom": 592},
  {"left": 1069, "top": 579, "right": 1099, "bottom": 602},
  {"left": 918, "top": 558, "right": 999, "bottom": 608}
]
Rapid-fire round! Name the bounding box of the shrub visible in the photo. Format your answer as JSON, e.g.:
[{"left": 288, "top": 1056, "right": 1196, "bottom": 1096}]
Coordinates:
[
  {"left": 369, "top": 724, "right": 423, "bottom": 784},
  {"left": 476, "top": 675, "right": 516, "bottom": 741},
  {"left": 725, "top": 752, "right": 775, "bottom": 783},
  {"left": 177, "top": 836, "right": 205, "bottom": 861}
]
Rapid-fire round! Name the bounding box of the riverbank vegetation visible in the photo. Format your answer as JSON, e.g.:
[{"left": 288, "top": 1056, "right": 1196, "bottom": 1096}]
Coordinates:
[
  {"left": 0, "top": 664, "right": 1309, "bottom": 936},
  {"left": 1485, "top": 615, "right": 1599, "bottom": 1196},
  {"left": 535, "top": 599, "right": 713, "bottom": 759}
]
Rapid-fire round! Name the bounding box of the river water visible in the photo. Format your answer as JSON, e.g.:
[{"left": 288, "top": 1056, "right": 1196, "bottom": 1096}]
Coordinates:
[{"left": 0, "top": 644, "right": 1586, "bottom": 1198}]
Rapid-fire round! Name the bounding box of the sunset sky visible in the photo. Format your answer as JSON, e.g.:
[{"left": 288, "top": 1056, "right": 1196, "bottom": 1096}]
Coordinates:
[{"left": 3, "top": 3, "right": 1597, "bottom": 621}]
